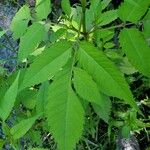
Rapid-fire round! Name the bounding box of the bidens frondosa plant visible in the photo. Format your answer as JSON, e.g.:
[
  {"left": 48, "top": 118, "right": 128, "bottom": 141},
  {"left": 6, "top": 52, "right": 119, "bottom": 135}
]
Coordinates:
[{"left": 0, "top": 0, "right": 150, "bottom": 149}]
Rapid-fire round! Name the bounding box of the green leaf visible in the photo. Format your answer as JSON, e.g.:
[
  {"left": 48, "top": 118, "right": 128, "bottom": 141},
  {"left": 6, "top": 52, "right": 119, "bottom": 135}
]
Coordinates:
[
  {"left": 20, "top": 41, "right": 72, "bottom": 90},
  {"left": 35, "top": 0, "right": 51, "bottom": 20},
  {"left": 101, "top": 0, "right": 111, "bottom": 10},
  {"left": 78, "top": 42, "right": 138, "bottom": 110},
  {"left": 46, "top": 63, "right": 84, "bottom": 150},
  {"left": 17, "top": 89, "right": 37, "bottom": 109},
  {"left": 94, "top": 29, "right": 114, "bottom": 45},
  {"left": 90, "top": 0, "right": 101, "bottom": 10},
  {"left": 104, "top": 42, "right": 115, "bottom": 49},
  {"left": 36, "top": 81, "right": 49, "bottom": 115},
  {"left": 73, "top": 67, "right": 111, "bottom": 122},
  {"left": 98, "top": 10, "right": 118, "bottom": 26},
  {"left": 104, "top": 50, "right": 137, "bottom": 75},
  {"left": 143, "top": 9, "right": 150, "bottom": 39},
  {"left": 88, "top": 0, "right": 102, "bottom": 26},
  {"left": 18, "top": 22, "right": 46, "bottom": 61},
  {"left": 0, "top": 77, "right": 12, "bottom": 100},
  {"left": 10, "top": 5, "right": 31, "bottom": 39},
  {"left": 118, "top": 0, "right": 150, "bottom": 23},
  {"left": 90, "top": 0, "right": 101, "bottom": 16},
  {"left": 92, "top": 94, "right": 112, "bottom": 123},
  {"left": 119, "top": 28, "right": 150, "bottom": 77},
  {"left": 50, "top": 28, "right": 67, "bottom": 43},
  {"left": 10, "top": 115, "right": 39, "bottom": 140},
  {"left": 121, "top": 125, "right": 131, "bottom": 138},
  {"left": 73, "top": 67, "right": 102, "bottom": 105},
  {"left": 0, "top": 72, "right": 20, "bottom": 121},
  {"left": 61, "top": 0, "right": 71, "bottom": 16},
  {"left": 118, "top": 58, "right": 137, "bottom": 75}
]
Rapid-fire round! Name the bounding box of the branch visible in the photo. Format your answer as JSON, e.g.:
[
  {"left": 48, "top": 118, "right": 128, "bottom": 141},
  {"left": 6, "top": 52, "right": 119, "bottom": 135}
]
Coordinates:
[{"left": 88, "top": 22, "right": 135, "bottom": 34}]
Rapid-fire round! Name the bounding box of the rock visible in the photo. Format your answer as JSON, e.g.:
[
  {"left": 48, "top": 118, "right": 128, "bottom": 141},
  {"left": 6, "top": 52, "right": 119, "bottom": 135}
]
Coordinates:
[
  {"left": 0, "top": 3, "right": 17, "bottom": 29},
  {"left": 28, "top": 0, "right": 35, "bottom": 7},
  {"left": 117, "top": 133, "right": 140, "bottom": 150},
  {"left": 0, "top": 3, "right": 18, "bottom": 72}
]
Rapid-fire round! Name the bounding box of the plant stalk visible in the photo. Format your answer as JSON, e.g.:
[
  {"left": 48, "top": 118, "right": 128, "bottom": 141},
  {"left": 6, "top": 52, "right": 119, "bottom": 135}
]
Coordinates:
[
  {"left": 89, "top": 23, "right": 135, "bottom": 34},
  {"left": 80, "top": 0, "right": 88, "bottom": 40}
]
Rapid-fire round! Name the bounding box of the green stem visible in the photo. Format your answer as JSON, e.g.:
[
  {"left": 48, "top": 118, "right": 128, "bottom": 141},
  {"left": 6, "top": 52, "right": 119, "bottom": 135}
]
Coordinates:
[
  {"left": 89, "top": 22, "right": 135, "bottom": 34},
  {"left": 81, "top": 0, "right": 87, "bottom": 40},
  {"left": 58, "top": 23, "right": 84, "bottom": 35}
]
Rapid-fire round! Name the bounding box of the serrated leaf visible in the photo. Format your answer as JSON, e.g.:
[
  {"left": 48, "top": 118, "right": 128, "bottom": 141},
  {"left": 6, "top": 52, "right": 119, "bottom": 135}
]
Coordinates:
[
  {"left": 73, "top": 67, "right": 102, "bottom": 105},
  {"left": 118, "top": 0, "right": 150, "bottom": 23},
  {"left": 20, "top": 41, "right": 72, "bottom": 90},
  {"left": 35, "top": 0, "right": 51, "bottom": 20},
  {"left": 118, "top": 57, "right": 137, "bottom": 75},
  {"left": 73, "top": 67, "right": 111, "bottom": 122},
  {"left": 92, "top": 94, "right": 111, "bottom": 123},
  {"left": 17, "top": 89, "right": 37, "bottom": 109},
  {"left": 50, "top": 28, "right": 67, "bottom": 43},
  {"left": 18, "top": 22, "right": 46, "bottom": 61},
  {"left": 46, "top": 63, "right": 84, "bottom": 150},
  {"left": 143, "top": 9, "right": 150, "bottom": 39},
  {"left": 104, "top": 42, "right": 115, "bottom": 49},
  {"left": 104, "top": 49, "right": 137, "bottom": 75},
  {"left": 98, "top": 10, "right": 118, "bottom": 26},
  {"left": 94, "top": 29, "right": 114, "bottom": 44},
  {"left": 119, "top": 28, "right": 150, "bottom": 77},
  {"left": 90, "top": 0, "right": 102, "bottom": 17},
  {"left": 61, "top": 0, "right": 71, "bottom": 16},
  {"left": 101, "top": 0, "right": 111, "bottom": 10},
  {"left": 90, "top": 0, "right": 101, "bottom": 10},
  {"left": 36, "top": 81, "right": 49, "bottom": 115},
  {"left": 10, "top": 5, "right": 31, "bottom": 39},
  {"left": 0, "top": 72, "right": 19, "bottom": 121},
  {"left": 87, "top": 0, "right": 102, "bottom": 27},
  {"left": 10, "top": 115, "right": 39, "bottom": 140},
  {"left": 78, "top": 42, "right": 138, "bottom": 110}
]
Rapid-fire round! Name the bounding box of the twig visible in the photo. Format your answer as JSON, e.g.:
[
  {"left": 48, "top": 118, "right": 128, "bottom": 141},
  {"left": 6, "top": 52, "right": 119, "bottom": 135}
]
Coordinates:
[{"left": 89, "top": 22, "right": 135, "bottom": 34}]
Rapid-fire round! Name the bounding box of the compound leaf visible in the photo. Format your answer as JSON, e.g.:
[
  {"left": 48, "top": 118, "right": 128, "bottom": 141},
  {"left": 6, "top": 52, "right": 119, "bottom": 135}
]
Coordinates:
[
  {"left": 20, "top": 41, "right": 72, "bottom": 90},
  {"left": 61, "top": 0, "right": 71, "bottom": 16},
  {"left": 10, "top": 5, "right": 31, "bottom": 39},
  {"left": 98, "top": 10, "right": 118, "bottom": 26},
  {"left": 101, "top": 0, "right": 111, "bottom": 10},
  {"left": 73, "top": 67, "right": 102, "bottom": 105},
  {"left": 36, "top": 81, "right": 49, "bottom": 115},
  {"left": 73, "top": 67, "right": 111, "bottom": 122},
  {"left": 0, "top": 72, "right": 19, "bottom": 121},
  {"left": 18, "top": 22, "right": 46, "bottom": 61},
  {"left": 10, "top": 115, "right": 39, "bottom": 140},
  {"left": 78, "top": 42, "right": 138, "bottom": 110},
  {"left": 143, "top": 9, "right": 150, "bottom": 39},
  {"left": 46, "top": 64, "right": 84, "bottom": 150},
  {"left": 118, "top": 0, "right": 150, "bottom": 23},
  {"left": 35, "top": 0, "right": 51, "bottom": 20},
  {"left": 92, "top": 94, "right": 112, "bottom": 123},
  {"left": 119, "top": 28, "right": 150, "bottom": 77}
]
